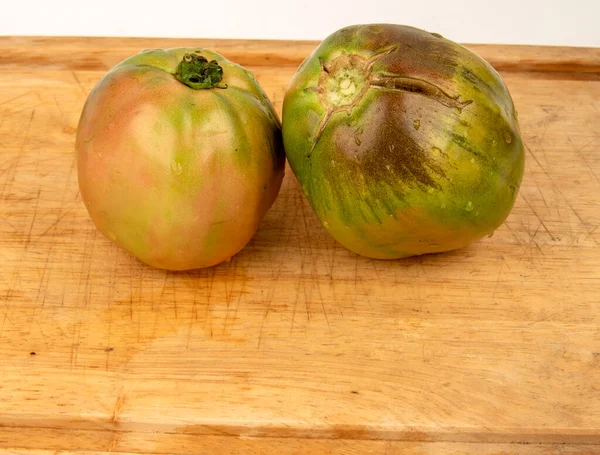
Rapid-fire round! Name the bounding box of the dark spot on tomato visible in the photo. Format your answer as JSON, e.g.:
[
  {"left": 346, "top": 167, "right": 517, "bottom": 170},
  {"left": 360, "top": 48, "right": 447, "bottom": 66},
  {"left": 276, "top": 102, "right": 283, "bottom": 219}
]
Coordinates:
[
  {"left": 334, "top": 92, "right": 445, "bottom": 192},
  {"left": 359, "top": 25, "right": 460, "bottom": 80}
]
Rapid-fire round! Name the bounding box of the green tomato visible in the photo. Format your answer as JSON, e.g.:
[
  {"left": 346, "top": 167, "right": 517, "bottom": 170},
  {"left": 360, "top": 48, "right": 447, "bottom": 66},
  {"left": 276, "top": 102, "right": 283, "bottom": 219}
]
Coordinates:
[
  {"left": 282, "top": 24, "right": 524, "bottom": 259},
  {"left": 77, "top": 48, "right": 285, "bottom": 270}
]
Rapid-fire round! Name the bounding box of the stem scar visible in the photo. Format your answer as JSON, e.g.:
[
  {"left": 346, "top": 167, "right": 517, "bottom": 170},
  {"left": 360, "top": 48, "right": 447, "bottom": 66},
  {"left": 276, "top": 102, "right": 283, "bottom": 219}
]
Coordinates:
[{"left": 306, "top": 46, "right": 473, "bottom": 157}]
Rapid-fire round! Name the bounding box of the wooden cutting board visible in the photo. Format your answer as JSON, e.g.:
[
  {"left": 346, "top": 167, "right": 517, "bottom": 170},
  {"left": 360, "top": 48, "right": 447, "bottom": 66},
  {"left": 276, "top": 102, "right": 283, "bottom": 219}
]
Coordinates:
[{"left": 1, "top": 36, "right": 599, "bottom": 455}]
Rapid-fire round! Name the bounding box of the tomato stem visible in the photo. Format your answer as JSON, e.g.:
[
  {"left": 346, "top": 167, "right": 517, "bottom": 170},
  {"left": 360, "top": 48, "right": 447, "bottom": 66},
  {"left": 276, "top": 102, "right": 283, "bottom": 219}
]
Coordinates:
[{"left": 175, "top": 52, "right": 227, "bottom": 90}]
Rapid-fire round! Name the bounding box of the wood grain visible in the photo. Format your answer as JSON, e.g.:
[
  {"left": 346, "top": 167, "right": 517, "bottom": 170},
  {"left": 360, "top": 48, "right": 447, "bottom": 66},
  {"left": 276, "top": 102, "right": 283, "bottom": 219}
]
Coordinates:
[
  {"left": 2, "top": 429, "right": 600, "bottom": 455},
  {"left": 1, "top": 36, "right": 599, "bottom": 453},
  {"left": 2, "top": 36, "right": 599, "bottom": 72}
]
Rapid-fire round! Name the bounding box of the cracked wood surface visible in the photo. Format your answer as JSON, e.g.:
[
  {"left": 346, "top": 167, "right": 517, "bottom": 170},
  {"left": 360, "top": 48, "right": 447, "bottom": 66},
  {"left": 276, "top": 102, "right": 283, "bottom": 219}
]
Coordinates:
[{"left": 0, "top": 36, "right": 599, "bottom": 454}]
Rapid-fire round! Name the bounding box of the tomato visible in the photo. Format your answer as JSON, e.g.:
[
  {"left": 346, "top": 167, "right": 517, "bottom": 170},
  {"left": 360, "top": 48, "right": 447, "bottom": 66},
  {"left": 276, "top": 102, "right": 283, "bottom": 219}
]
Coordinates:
[
  {"left": 77, "top": 48, "right": 284, "bottom": 270},
  {"left": 282, "top": 24, "right": 524, "bottom": 259}
]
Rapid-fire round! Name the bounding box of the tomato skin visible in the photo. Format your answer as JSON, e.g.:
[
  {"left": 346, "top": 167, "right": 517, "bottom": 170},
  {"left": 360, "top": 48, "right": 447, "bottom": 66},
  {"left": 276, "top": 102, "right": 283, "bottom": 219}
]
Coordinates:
[
  {"left": 282, "top": 24, "right": 524, "bottom": 259},
  {"left": 76, "top": 48, "right": 285, "bottom": 270}
]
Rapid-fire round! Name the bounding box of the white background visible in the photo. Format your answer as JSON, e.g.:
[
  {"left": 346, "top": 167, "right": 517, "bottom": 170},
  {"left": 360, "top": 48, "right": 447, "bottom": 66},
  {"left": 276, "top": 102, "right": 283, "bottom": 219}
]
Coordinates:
[{"left": 1, "top": 0, "right": 599, "bottom": 47}]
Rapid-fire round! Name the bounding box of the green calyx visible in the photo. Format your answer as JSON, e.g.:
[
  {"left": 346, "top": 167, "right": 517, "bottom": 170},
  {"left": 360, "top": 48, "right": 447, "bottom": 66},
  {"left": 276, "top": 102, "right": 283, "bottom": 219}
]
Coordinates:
[{"left": 175, "top": 52, "right": 228, "bottom": 90}]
